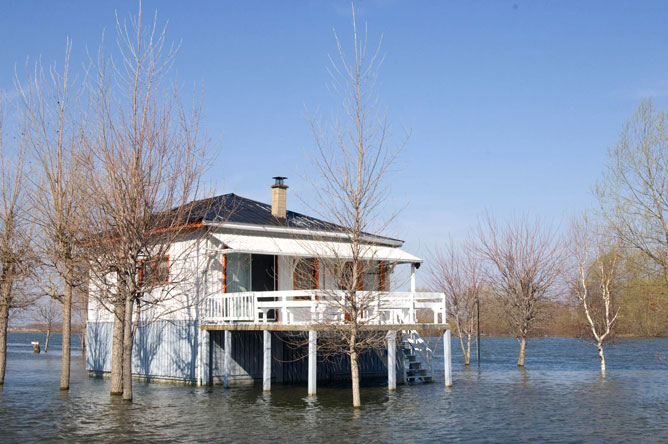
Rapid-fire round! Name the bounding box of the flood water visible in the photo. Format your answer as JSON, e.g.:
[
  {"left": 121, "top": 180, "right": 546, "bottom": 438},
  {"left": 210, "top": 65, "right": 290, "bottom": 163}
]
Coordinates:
[{"left": 1, "top": 332, "right": 667, "bottom": 443}]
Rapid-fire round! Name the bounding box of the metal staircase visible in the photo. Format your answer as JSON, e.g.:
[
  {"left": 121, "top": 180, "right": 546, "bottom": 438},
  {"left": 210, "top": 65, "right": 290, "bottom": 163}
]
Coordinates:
[{"left": 399, "top": 330, "right": 434, "bottom": 384}]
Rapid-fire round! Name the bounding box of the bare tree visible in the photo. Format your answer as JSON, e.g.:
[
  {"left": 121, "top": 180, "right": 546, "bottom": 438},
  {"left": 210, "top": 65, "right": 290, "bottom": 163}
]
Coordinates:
[
  {"left": 476, "top": 214, "right": 562, "bottom": 367},
  {"left": 33, "top": 297, "right": 61, "bottom": 353},
  {"left": 568, "top": 216, "right": 620, "bottom": 374},
  {"left": 305, "top": 4, "right": 405, "bottom": 408},
  {"left": 16, "top": 40, "right": 89, "bottom": 390},
  {"left": 0, "top": 97, "right": 36, "bottom": 385},
  {"left": 85, "top": 5, "right": 210, "bottom": 401},
  {"left": 596, "top": 99, "right": 668, "bottom": 281},
  {"left": 430, "top": 239, "right": 482, "bottom": 365}
]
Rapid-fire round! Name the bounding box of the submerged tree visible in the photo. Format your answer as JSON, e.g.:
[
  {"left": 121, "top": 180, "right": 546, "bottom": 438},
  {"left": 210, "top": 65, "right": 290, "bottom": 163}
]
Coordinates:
[
  {"left": 305, "top": 4, "right": 406, "bottom": 408},
  {"left": 16, "top": 40, "right": 89, "bottom": 390},
  {"left": 33, "top": 297, "right": 61, "bottom": 353},
  {"left": 430, "top": 239, "right": 481, "bottom": 365},
  {"left": 477, "top": 214, "right": 562, "bottom": 367},
  {"left": 568, "top": 216, "right": 620, "bottom": 374},
  {"left": 85, "top": 5, "right": 210, "bottom": 401},
  {"left": 0, "top": 98, "right": 36, "bottom": 385}
]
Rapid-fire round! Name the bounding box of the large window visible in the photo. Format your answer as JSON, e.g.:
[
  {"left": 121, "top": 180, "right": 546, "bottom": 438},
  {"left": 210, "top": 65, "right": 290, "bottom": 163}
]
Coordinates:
[
  {"left": 337, "top": 261, "right": 386, "bottom": 291},
  {"left": 226, "top": 253, "right": 251, "bottom": 293},
  {"left": 139, "top": 256, "right": 169, "bottom": 286},
  {"left": 294, "top": 258, "right": 318, "bottom": 290}
]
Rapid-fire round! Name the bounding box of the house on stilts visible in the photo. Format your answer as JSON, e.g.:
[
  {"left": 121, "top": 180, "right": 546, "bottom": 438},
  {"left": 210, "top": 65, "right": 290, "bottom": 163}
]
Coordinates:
[{"left": 86, "top": 177, "right": 452, "bottom": 392}]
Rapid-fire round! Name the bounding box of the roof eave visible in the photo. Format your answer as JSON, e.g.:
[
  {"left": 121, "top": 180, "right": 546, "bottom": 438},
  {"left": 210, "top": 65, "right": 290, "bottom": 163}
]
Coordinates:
[{"left": 202, "top": 220, "right": 405, "bottom": 248}]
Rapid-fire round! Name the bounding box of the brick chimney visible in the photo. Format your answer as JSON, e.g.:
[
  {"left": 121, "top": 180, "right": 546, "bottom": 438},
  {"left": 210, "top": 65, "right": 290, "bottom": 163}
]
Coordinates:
[{"left": 271, "top": 176, "right": 288, "bottom": 219}]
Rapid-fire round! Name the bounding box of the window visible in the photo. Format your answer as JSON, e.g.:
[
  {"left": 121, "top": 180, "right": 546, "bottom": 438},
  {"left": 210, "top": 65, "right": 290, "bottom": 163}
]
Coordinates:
[
  {"left": 337, "top": 261, "right": 386, "bottom": 291},
  {"left": 337, "top": 262, "right": 355, "bottom": 290},
  {"left": 294, "top": 258, "right": 318, "bottom": 290},
  {"left": 139, "top": 256, "right": 169, "bottom": 286},
  {"left": 226, "top": 253, "right": 251, "bottom": 293}
]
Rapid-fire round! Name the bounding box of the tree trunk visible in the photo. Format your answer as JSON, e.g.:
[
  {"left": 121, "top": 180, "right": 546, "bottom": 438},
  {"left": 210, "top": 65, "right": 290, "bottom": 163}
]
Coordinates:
[
  {"left": 45, "top": 329, "right": 51, "bottom": 353},
  {"left": 0, "top": 302, "right": 9, "bottom": 386},
  {"left": 121, "top": 295, "right": 134, "bottom": 401},
  {"left": 598, "top": 342, "right": 606, "bottom": 375},
  {"left": 517, "top": 337, "right": 526, "bottom": 367},
  {"left": 350, "top": 349, "right": 361, "bottom": 408},
  {"left": 458, "top": 333, "right": 468, "bottom": 365},
  {"left": 60, "top": 277, "right": 72, "bottom": 391},
  {"left": 110, "top": 301, "right": 125, "bottom": 396},
  {"left": 465, "top": 334, "right": 472, "bottom": 366}
]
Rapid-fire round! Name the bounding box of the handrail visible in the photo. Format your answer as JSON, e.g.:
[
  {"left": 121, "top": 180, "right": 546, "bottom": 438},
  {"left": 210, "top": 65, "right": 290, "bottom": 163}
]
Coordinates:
[
  {"left": 404, "top": 330, "right": 434, "bottom": 375},
  {"left": 201, "top": 290, "right": 447, "bottom": 326}
]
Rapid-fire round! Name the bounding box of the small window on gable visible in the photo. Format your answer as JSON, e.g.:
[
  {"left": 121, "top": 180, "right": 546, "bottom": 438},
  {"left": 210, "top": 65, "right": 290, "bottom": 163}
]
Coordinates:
[{"left": 139, "top": 256, "right": 170, "bottom": 286}]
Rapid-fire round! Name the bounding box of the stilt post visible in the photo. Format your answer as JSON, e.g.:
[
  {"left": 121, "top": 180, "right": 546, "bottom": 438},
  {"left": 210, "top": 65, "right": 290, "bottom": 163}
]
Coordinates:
[
  {"left": 308, "top": 330, "right": 317, "bottom": 396},
  {"left": 387, "top": 331, "right": 397, "bottom": 391},
  {"left": 444, "top": 329, "right": 452, "bottom": 387},
  {"left": 200, "top": 329, "right": 211, "bottom": 386},
  {"left": 224, "top": 330, "right": 231, "bottom": 388},
  {"left": 263, "top": 330, "right": 272, "bottom": 392}
]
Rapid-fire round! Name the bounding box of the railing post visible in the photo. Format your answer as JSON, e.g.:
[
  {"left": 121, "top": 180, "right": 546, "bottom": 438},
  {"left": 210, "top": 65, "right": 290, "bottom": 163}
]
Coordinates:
[
  {"left": 310, "top": 293, "right": 316, "bottom": 324},
  {"left": 387, "top": 331, "right": 396, "bottom": 391},
  {"left": 281, "top": 296, "right": 287, "bottom": 325},
  {"left": 442, "top": 293, "right": 447, "bottom": 324}
]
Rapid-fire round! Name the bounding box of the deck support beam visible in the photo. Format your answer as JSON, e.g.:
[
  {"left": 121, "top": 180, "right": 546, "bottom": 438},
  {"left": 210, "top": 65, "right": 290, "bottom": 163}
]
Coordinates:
[
  {"left": 387, "top": 331, "right": 396, "bottom": 391},
  {"left": 308, "top": 330, "right": 317, "bottom": 396},
  {"left": 263, "top": 330, "right": 271, "bottom": 392},
  {"left": 444, "top": 329, "right": 452, "bottom": 387},
  {"left": 224, "top": 330, "right": 232, "bottom": 388}
]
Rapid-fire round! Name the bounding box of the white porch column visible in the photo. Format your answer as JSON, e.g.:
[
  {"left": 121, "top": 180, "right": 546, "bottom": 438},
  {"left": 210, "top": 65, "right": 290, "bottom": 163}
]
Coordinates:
[
  {"left": 410, "top": 264, "right": 416, "bottom": 323},
  {"left": 387, "top": 331, "right": 396, "bottom": 391},
  {"left": 263, "top": 330, "right": 272, "bottom": 392},
  {"left": 224, "top": 330, "right": 232, "bottom": 388},
  {"left": 308, "top": 330, "right": 317, "bottom": 396},
  {"left": 444, "top": 329, "right": 452, "bottom": 387}
]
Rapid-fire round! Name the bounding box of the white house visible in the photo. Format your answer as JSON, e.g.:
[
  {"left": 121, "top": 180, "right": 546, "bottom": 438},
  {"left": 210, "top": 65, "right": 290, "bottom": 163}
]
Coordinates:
[{"left": 86, "top": 178, "right": 452, "bottom": 391}]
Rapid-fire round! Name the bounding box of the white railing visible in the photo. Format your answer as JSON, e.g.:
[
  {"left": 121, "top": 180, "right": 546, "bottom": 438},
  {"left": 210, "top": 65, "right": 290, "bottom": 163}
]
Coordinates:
[{"left": 201, "top": 290, "right": 447, "bottom": 326}]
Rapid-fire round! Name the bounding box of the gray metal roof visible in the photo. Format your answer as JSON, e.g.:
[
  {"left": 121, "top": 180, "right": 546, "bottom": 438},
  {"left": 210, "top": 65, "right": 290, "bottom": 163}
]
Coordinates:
[{"left": 182, "top": 193, "right": 403, "bottom": 244}]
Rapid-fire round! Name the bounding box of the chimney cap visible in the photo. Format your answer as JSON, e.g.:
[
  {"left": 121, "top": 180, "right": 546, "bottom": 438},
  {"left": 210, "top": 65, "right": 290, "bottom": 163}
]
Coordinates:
[{"left": 272, "top": 176, "right": 288, "bottom": 187}]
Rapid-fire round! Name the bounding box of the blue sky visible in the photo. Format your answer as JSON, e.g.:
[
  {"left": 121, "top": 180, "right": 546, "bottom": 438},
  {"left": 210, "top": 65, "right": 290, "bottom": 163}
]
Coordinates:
[{"left": 2, "top": 1, "right": 668, "bottom": 262}]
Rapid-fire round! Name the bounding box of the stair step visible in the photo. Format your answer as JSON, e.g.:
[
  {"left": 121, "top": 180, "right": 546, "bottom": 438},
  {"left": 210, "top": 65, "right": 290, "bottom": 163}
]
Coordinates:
[
  {"left": 406, "top": 354, "right": 417, "bottom": 362},
  {"left": 409, "top": 362, "right": 422, "bottom": 370},
  {"left": 422, "top": 376, "right": 434, "bottom": 383}
]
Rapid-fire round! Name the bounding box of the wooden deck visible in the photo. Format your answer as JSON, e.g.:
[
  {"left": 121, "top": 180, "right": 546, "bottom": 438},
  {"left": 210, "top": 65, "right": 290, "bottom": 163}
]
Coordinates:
[{"left": 201, "top": 322, "right": 449, "bottom": 333}]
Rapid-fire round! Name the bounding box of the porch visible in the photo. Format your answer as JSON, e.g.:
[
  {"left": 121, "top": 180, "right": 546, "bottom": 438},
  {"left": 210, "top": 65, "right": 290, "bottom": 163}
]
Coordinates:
[
  {"left": 200, "top": 290, "right": 448, "bottom": 328},
  {"left": 198, "top": 289, "right": 452, "bottom": 393}
]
